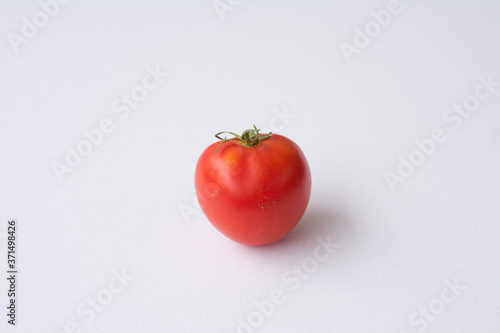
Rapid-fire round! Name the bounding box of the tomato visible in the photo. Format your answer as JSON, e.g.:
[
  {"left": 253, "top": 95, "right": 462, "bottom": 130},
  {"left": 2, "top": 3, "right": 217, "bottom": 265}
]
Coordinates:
[{"left": 195, "top": 126, "right": 311, "bottom": 246}]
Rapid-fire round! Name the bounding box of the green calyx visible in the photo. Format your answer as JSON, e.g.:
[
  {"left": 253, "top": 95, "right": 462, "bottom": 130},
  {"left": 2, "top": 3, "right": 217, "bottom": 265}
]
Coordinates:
[{"left": 215, "top": 125, "right": 272, "bottom": 153}]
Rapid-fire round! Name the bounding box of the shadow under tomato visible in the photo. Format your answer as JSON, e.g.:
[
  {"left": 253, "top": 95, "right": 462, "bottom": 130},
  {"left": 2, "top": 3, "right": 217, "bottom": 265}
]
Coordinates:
[{"left": 252, "top": 205, "right": 350, "bottom": 251}]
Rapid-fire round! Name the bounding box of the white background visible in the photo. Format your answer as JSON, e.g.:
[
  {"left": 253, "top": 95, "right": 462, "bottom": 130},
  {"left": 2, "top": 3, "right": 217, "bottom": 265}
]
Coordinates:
[{"left": 1, "top": 0, "right": 500, "bottom": 332}]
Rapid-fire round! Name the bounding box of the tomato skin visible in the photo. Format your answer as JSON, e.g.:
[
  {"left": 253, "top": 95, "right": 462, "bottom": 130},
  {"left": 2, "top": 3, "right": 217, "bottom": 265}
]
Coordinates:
[{"left": 195, "top": 134, "right": 311, "bottom": 246}]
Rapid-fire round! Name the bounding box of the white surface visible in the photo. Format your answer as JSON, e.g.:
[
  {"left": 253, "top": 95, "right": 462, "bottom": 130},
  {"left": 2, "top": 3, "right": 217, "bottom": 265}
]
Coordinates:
[{"left": 1, "top": 0, "right": 500, "bottom": 332}]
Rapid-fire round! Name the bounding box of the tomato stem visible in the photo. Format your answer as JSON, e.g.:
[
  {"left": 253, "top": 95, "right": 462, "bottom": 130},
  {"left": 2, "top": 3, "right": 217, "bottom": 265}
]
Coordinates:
[{"left": 215, "top": 125, "right": 272, "bottom": 153}]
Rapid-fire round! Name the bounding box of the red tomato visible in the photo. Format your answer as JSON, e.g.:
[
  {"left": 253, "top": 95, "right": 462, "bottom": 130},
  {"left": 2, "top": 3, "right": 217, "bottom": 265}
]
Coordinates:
[{"left": 195, "top": 126, "right": 311, "bottom": 246}]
